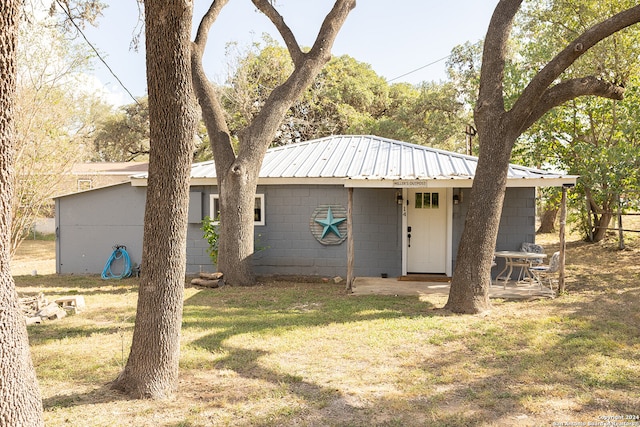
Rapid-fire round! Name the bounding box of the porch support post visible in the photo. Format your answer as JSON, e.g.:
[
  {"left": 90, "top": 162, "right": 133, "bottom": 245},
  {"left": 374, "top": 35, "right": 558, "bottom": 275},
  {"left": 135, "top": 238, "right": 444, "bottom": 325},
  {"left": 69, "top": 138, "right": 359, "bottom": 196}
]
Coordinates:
[
  {"left": 558, "top": 185, "right": 568, "bottom": 294},
  {"left": 346, "top": 187, "right": 354, "bottom": 293}
]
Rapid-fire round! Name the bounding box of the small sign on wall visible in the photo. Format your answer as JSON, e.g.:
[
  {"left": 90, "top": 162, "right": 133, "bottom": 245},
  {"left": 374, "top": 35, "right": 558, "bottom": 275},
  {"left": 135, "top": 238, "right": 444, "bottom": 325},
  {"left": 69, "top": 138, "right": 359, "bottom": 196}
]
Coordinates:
[{"left": 310, "top": 205, "right": 348, "bottom": 245}]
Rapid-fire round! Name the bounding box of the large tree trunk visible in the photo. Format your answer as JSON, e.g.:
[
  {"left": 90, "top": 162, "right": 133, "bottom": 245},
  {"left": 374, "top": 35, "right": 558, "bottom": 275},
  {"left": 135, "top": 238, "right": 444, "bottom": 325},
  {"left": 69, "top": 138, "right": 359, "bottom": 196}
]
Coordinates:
[
  {"left": 0, "top": 1, "right": 45, "bottom": 424},
  {"left": 445, "top": 126, "right": 514, "bottom": 313},
  {"left": 444, "top": 0, "right": 639, "bottom": 314},
  {"left": 216, "top": 161, "right": 259, "bottom": 285},
  {"left": 111, "top": 0, "right": 196, "bottom": 398},
  {"left": 537, "top": 205, "right": 558, "bottom": 233},
  {"left": 591, "top": 211, "right": 613, "bottom": 242}
]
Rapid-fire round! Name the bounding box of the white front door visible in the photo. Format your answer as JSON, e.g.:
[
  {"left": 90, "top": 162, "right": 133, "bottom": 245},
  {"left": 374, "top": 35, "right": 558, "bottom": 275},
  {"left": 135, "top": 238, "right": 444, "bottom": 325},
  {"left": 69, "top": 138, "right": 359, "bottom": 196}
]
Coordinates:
[{"left": 406, "top": 188, "right": 447, "bottom": 273}]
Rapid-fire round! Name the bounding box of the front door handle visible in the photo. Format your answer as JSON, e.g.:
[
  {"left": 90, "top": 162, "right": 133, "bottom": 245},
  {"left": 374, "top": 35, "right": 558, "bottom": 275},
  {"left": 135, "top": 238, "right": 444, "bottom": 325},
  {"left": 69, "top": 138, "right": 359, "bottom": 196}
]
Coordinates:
[{"left": 407, "top": 233, "right": 411, "bottom": 247}]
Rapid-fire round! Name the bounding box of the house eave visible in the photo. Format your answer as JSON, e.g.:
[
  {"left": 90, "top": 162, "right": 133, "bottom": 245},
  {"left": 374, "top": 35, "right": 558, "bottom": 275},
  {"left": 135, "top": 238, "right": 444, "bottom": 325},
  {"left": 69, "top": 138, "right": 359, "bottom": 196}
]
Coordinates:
[
  {"left": 130, "top": 175, "right": 578, "bottom": 189},
  {"left": 343, "top": 175, "right": 578, "bottom": 188}
]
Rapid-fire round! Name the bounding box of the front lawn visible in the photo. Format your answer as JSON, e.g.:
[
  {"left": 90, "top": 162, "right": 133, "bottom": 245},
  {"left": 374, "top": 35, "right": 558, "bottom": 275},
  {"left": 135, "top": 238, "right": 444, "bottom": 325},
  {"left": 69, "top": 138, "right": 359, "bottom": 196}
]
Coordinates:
[{"left": 15, "top": 231, "right": 640, "bottom": 426}]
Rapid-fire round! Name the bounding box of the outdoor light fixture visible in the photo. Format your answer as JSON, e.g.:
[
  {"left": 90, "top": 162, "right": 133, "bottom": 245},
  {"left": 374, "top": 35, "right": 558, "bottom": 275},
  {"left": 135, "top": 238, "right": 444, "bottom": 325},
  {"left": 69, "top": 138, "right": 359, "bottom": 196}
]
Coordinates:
[
  {"left": 396, "top": 191, "right": 403, "bottom": 205},
  {"left": 453, "top": 190, "right": 463, "bottom": 204}
]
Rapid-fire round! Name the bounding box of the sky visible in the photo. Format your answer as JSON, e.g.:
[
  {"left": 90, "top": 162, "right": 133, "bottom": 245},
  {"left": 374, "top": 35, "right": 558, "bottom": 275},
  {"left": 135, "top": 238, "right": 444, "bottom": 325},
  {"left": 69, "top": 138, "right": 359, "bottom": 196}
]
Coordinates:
[{"left": 83, "top": 1, "right": 500, "bottom": 106}]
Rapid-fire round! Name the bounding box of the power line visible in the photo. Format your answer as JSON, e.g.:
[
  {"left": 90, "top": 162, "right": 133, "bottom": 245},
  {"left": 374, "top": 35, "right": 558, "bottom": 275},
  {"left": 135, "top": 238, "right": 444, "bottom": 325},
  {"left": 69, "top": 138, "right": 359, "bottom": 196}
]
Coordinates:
[
  {"left": 55, "top": 0, "right": 141, "bottom": 106},
  {"left": 387, "top": 54, "right": 451, "bottom": 83}
]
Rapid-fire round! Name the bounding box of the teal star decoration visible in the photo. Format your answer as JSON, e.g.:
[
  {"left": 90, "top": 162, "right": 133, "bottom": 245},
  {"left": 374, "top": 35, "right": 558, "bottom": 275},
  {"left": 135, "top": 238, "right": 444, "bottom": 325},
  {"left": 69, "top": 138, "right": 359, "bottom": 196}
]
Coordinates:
[{"left": 314, "top": 206, "right": 347, "bottom": 239}]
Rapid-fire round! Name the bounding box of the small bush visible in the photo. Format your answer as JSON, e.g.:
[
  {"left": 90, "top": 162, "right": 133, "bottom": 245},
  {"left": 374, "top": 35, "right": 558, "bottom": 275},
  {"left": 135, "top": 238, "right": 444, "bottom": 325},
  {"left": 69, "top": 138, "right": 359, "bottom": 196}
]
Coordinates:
[{"left": 201, "top": 215, "right": 220, "bottom": 266}]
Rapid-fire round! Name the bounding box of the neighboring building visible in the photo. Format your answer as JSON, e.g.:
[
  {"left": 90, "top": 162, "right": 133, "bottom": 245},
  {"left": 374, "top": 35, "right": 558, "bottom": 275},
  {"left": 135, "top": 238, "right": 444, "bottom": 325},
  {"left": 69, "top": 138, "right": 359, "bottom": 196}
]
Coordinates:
[
  {"left": 34, "top": 162, "right": 148, "bottom": 236},
  {"left": 54, "top": 135, "right": 576, "bottom": 278},
  {"left": 65, "top": 162, "right": 149, "bottom": 193}
]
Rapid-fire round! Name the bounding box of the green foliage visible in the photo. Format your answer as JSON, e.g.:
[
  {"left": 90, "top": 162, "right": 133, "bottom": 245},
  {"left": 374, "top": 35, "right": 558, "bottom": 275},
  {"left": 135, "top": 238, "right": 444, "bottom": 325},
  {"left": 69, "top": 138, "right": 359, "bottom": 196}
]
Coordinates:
[
  {"left": 93, "top": 97, "right": 150, "bottom": 161},
  {"left": 505, "top": 0, "right": 640, "bottom": 238},
  {"left": 220, "top": 35, "right": 469, "bottom": 151},
  {"left": 201, "top": 216, "right": 220, "bottom": 267}
]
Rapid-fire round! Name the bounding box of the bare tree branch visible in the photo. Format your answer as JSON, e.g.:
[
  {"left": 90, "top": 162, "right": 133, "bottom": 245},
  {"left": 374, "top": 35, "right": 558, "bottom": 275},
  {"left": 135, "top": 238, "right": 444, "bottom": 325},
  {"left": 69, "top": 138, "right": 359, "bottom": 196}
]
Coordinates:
[
  {"left": 520, "top": 76, "right": 625, "bottom": 133},
  {"left": 252, "top": 0, "right": 303, "bottom": 66},
  {"left": 193, "top": 0, "right": 229, "bottom": 48},
  {"left": 307, "top": 0, "right": 356, "bottom": 62},
  {"left": 240, "top": 0, "right": 355, "bottom": 158},
  {"left": 191, "top": 0, "right": 235, "bottom": 168}
]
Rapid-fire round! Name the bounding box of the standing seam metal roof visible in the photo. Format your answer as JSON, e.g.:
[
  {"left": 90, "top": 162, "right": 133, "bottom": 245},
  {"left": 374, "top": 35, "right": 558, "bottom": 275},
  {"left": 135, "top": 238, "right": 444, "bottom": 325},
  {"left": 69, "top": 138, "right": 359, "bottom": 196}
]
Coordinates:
[{"left": 151, "top": 135, "right": 571, "bottom": 181}]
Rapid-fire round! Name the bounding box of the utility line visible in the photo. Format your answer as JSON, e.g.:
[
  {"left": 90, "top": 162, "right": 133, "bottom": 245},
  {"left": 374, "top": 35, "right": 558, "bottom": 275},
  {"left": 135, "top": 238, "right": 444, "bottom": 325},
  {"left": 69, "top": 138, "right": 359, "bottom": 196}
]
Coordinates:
[
  {"left": 55, "top": 0, "right": 141, "bottom": 106},
  {"left": 387, "top": 54, "right": 451, "bottom": 83}
]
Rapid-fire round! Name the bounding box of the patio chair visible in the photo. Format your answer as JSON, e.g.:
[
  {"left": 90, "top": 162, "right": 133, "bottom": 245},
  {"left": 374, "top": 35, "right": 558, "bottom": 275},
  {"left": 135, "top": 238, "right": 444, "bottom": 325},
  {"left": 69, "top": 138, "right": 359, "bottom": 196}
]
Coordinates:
[
  {"left": 520, "top": 242, "right": 544, "bottom": 265},
  {"left": 529, "top": 251, "right": 560, "bottom": 291},
  {"left": 510, "top": 242, "right": 544, "bottom": 282}
]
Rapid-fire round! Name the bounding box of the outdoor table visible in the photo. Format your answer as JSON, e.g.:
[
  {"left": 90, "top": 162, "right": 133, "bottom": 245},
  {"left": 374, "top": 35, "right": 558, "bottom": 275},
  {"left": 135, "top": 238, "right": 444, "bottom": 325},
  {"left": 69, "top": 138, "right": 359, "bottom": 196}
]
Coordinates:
[{"left": 494, "top": 251, "right": 547, "bottom": 288}]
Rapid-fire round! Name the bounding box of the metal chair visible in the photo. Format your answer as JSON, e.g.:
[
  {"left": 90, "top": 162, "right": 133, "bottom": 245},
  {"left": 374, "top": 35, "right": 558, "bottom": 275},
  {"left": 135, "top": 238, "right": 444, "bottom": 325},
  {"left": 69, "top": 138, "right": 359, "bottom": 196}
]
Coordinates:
[
  {"left": 520, "top": 242, "right": 544, "bottom": 264},
  {"left": 529, "top": 251, "right": 560, "bottom": 291},
  {"left": 513, "top": 242, "right": 545, "bottom": 282}
]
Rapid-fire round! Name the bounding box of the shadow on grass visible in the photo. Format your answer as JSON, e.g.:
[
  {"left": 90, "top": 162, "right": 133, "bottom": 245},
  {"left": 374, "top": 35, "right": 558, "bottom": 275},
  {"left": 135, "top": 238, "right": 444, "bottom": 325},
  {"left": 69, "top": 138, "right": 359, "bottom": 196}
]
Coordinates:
[
  {"left": 15, "top": 275, "right": 139, "bottom": 297},
  {"left": 42, "top": 384, "right": 133, "bottom": 411},
  {"left": 41, "top": 280, "right": 437, "bottom": 418},
  {"left": 185, "top": 275, "right": 639, "bottom": 426},
  {"left": 38, "top": 263, "right": 640, "bottom": 426},
  {"left": 410, "top": 283, "right": 640, "bottom": 425}
]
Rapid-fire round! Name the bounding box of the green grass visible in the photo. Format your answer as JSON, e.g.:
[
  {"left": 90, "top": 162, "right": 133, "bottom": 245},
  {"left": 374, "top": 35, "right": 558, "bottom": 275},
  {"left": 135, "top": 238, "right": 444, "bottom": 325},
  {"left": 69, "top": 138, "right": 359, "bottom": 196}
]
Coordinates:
[{"left": 14, "top": 232, "right": 640, "bottom": 426}]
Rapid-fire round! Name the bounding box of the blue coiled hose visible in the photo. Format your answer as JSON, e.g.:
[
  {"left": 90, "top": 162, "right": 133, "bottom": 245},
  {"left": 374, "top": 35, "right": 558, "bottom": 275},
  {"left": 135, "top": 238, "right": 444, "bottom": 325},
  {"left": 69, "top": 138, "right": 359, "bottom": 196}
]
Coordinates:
[{"left": 101, "top": 245, "right": 132, "bottom": 279}]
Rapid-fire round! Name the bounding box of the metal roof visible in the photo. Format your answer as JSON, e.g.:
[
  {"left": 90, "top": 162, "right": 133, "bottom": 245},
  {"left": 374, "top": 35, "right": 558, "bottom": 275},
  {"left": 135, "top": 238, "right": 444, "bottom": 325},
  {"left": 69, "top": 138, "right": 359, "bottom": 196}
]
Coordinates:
[{"left": 132, "top": 135, "right": 577, "bottom": 188}]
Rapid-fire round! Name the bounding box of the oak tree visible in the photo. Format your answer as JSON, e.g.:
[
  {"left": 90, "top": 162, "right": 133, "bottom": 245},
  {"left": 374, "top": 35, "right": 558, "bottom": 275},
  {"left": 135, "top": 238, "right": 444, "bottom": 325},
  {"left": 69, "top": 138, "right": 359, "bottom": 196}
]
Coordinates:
[
  {"left": 191, "top": 0, "right": 356, "bottom": 285},
  {"left": 513, "top": 0, "right": 640, "bottom": 241},
  {"left": 444, "top": 0, "right": 640, "bottom": 313}
]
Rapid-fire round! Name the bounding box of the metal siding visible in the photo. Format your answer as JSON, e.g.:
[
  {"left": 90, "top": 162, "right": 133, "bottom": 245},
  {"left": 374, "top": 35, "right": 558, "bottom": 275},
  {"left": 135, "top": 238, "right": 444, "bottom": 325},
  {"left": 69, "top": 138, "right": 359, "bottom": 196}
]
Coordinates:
[
  {"left": 171, "top": 135, "right": 570, "bottom": 182},
  {"left": 56, "top": 184, "right": 146, "bottom": 274}
]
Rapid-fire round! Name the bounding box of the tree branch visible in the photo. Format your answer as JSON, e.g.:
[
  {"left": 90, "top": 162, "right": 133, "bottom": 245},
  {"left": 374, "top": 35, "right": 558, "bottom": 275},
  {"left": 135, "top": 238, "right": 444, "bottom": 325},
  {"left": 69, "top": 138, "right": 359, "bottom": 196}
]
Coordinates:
[
  {"left": 476, "top": 0, "right": 523, "bottom": 118},
  {"left": 241, "top": 0, "right": 355, "bottom": 158},
  {"left": 519, "top": 76, "right": 625, "bottom": 132},
  {"left": 252, "top": 0, "right": 304, "bottom": 66},
  {"left": 191, "top": 0, "right": 236, "bottom": 172},
  {"left": 511, "top": 5, "right": 640, "bottom": 126},
  {"left": 193, "top": 0, "right": 229, "bottom": 48},
  {"left": 307, "top": 0, "right": 356, "bottom": 62}
]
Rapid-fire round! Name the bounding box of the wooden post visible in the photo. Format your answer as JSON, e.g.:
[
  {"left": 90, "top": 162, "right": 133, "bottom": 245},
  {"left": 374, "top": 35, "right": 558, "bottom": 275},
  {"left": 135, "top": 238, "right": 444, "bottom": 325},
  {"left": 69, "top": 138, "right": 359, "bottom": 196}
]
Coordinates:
[
  {"left": 617, "top": 194, "right": 625, "bottom": 250},
  {"left": 346, "top": 187, "right": 354, "bottom": 293},
  {"left": 558, "top": 185, "right": 568, "bottom": 294}
]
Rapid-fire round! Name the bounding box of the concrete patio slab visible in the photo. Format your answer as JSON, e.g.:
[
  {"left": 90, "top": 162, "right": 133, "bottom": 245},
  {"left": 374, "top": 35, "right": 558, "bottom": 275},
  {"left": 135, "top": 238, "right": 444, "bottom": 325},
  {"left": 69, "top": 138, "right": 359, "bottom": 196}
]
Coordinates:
[{"left": 351, "top": 276, "right": 555, "bottom": 299}]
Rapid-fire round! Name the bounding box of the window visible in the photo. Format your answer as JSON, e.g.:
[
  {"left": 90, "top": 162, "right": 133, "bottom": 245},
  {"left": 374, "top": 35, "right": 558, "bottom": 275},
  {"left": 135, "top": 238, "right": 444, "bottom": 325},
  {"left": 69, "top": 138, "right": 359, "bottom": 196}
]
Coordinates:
[
  {"left": 77, "top": 179, "right": 93, "bottom": 192},
  {"left": 414, "top": 192, "right": 439, "bottom": 209},
  {"left": 210, "top": 194, "right": 265, "bottom": 226}
]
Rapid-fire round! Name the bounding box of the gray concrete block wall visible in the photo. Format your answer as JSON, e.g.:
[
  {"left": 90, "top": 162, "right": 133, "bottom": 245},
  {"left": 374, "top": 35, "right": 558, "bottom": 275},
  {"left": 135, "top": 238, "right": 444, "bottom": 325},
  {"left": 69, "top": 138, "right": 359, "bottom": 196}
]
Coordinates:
[
  {"left": 352, "top": 188, "right": 402, "bottom": 278},
  {"left": 56, "top": 183, "right": 146, "bottom": 274},
  {"left": 451, "top": 187, "right": 536, "bottom": 276},
  {"left": 254, "top": 185, "right": 348, "bottom": 277},
  {"left": 57, "top": 182, "right": 537, "bottom": 279},
  {"left": 185, "top": 185, "right": 403, "bottom": 277}
]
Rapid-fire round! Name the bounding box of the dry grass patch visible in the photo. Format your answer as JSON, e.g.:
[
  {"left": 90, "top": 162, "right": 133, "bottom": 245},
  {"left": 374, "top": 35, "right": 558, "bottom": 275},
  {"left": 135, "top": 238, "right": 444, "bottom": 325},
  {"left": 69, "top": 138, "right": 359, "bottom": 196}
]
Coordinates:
[{"left": 13, "top": 228, "right": 640, "bottom": 426}]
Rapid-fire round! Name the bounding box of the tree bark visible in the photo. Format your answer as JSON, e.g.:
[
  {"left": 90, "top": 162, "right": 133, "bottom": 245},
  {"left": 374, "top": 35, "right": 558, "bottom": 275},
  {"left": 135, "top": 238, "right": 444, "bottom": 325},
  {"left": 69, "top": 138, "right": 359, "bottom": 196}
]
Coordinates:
[
  {"left": 592, "top": 212, "right": 613, "bottom": 242},
  {"left": 111, "top": 0, "right": 197, "bottom": 398},
  {"left": 445, "top": 126, "right": 514, "bottom": 313},
  {"left": 0, "top": 1, "right": 45, "bottom": 424},
  {"left": 445, "top": 0, "right": 640, "bottom": 314},
  {"left": 537, "top": 206, "right": 558, "bottom": 233},
  {"left": 191, "top": 0, "right": 356, "bottom": 285}
]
